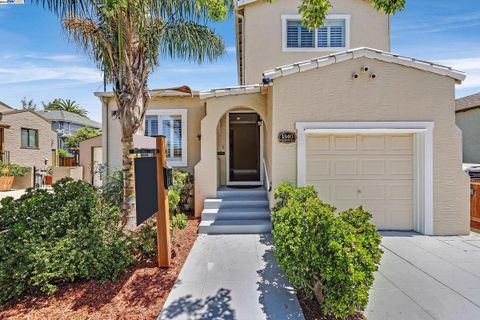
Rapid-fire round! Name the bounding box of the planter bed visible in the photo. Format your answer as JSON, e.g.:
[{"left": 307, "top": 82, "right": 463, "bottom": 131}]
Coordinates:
[{"left": 0, "top": 218, "right": 199, "bottom": 320}]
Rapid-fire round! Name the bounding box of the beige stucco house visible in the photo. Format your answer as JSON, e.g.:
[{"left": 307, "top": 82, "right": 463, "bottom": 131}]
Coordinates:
[
  {"left": 0, "top": 101, "right": 57, "bottom": 168},
  {"left": 455, "top": 93, "right": 480, "bottom": 164},
  {"left": 97, "top": 0, "right": 469, "bottom": 235}
]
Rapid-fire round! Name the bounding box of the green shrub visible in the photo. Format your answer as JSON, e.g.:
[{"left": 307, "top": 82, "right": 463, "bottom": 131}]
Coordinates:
[
  {"left": 0, "top": 178, "right": 134, "bottom": 304},
  {"left": 272, "top": 182, "right": 383, "bottom": 319},
  {"left": 0, "top": 162, "right": 28, "bottom": 177}
]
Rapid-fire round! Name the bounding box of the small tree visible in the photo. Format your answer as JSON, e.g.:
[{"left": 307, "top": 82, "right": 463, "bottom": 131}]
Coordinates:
[
  {"left": 20, "top": 97, "right": 37, "bottom": 111},
  {"left": 65, "top": 127, "right": 101, "bottom": 148}
]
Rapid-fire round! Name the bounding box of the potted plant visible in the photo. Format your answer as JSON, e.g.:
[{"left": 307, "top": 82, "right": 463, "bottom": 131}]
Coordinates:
[
  {"left": 44, "top": 166, "right": 53, "bottom": 185},
  {"left": 0, "top": 162, "right": 28, "bottom": 191}
]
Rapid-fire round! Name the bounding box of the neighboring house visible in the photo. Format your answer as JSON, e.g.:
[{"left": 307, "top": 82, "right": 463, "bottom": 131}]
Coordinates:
[
  {"left": 78, "top": 134, "right": 103, "bottom": 187},
  {"left": 36, "top": 110, "right": 101, "bottom": 149},
  {"left": 455, "top": 92, "right": 480, "bottom": 164},
  {"left": 97, "top": 0, "right": 469, "bottom": 235},
  {"left": 0, "top": 101, "right": 57, "bottom": 168}
]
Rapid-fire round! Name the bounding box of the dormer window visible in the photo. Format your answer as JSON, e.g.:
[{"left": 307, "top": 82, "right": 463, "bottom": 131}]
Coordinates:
[{"left": 282, "top": 14, "right": 350, "bottom": 52}]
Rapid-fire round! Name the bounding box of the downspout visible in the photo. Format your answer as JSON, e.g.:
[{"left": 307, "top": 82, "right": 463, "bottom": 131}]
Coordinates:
[{"left": 100, "top": 96, "right": 109, "bottom": 175}]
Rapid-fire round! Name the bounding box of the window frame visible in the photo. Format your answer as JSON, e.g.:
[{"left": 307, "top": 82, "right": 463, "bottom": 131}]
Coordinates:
[
  {"left": 21, "top": 128, "right": 39, "bottom": 149},
  {"left": 144, "top": 109, "right": 188, "bottom": 167},
  {"left": 281, "top": 14, "right": 350, "bottom": 52}
]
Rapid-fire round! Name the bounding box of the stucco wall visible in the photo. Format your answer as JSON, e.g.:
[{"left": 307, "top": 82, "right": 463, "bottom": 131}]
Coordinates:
[
  {"left": 79, "top": 134, "right": 102, "bottom": 184},
  {"left": 270, "top": 57, "right": 469, "bottom": 235},
  {"left": 103, "top": 95, "right": 205, "bottom": 174},
  {"left": 242, "top": 0, "right": 390, "bottom": 84},
  {"left": 456, "top": 109, "right": 480, "bottom": 163},
  {"left": 2, "top": 111, "right": 57, "bottom": 168},
  {"left": 195, "top": 93, "right": 267, "bottom": 215}
]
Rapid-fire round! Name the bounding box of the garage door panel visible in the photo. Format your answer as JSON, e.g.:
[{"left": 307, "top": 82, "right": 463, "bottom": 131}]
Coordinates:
[
  {"left": 306, "top": 159, "right": 330, "bottom": 177},
  {"left": 360, "top": 135, "right": 385, "bottom": 151},
  {"left": 388, "top": 159, "right": 413, "bottom": 176},
  {"left": 389, "top": 135, "right": 414, "bottom": 152},
  {"left": 361, "top": 184, "right": 386, "bottom": 200},
  {"left": 389, "top": 184, "right": 413, "bottom": 200},
  {"left": 306, "top": 135, "right": 330, "bottom": 151},
  {"left": 306, "top": 133, "right": 414, "bottom": 231},
  {"left": 360, "top": 159, "right": 386, "bottom": 175},
  {"left": 334, "top": 160, "right": 357, "bottom": 175},
  {"left": 334, "top": 136, "right": 358, "bottom": 151},
  {"left": 334, "top": 185, "right": 359, "bottom": 201}
]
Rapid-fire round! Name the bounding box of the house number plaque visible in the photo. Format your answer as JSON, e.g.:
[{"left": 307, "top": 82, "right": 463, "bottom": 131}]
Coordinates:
[{"left": 278, "top": 131, "right": 297, "bottom": 144}]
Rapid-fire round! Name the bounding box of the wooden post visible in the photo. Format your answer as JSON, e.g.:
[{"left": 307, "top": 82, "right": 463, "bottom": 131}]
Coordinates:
[{"left": 156, "top": 136, "right": 171, "bottom": 267}]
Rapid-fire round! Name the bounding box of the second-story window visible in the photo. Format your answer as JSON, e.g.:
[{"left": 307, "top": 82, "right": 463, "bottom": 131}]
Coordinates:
[
  {"left": 283, "top": 14, "right": 350, "bottom": 51},
  {"left": 21, "top": 128, "right": 38, "bottom": 148}
]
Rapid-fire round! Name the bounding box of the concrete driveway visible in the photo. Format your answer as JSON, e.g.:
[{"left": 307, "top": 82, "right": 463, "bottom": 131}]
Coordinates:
[{"left": 366, "top": 231, "right": 480, "bottom": 320}]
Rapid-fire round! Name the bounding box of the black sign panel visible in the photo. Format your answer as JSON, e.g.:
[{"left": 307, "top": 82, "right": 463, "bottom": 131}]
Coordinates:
[{"left": 134, "top": 157, "right": 158, "bottom": 225}]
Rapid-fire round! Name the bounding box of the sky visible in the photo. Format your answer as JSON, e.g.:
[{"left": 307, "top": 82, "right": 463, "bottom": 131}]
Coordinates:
[{"left": 0, "top": 0, "right": 479, "bottom": 122}]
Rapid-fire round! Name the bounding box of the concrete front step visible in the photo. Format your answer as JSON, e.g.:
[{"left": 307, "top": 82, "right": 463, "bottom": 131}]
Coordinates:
[
  {"left": 201, "top": 207, "right": 271, "bottom": 221},
  {"left": 199, "top": 219, "right": 272, "bottom": 234},
  {"left": 217, "top": 187, "right": 267, "bottom": 199},
  {"left": 204, "top": 198, "right": 269, "bottom": 209}
]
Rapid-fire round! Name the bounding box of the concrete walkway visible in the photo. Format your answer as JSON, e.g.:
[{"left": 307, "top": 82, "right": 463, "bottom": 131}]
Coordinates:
[
  {"left": 158, "top": 234, "right": 304, "bottom": 320},
  {"left": 366, "top": 231, "right": 480, "bottom": 320},
  {"left": 0, "top": 189, "right": 26, "bottom": 201}
]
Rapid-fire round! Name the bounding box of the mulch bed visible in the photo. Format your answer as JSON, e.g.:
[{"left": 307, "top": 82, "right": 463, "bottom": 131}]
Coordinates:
[
  {"left": 297, "top": 291, "right": 366, "bottom": 320},
  {"left": 0, "top": 218, "right": 200, "bottom": 320}
]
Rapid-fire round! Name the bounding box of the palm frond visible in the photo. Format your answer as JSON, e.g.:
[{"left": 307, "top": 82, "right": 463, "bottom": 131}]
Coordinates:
[{"left": 158, "top": 20, "right": 225, "bottom": 63}]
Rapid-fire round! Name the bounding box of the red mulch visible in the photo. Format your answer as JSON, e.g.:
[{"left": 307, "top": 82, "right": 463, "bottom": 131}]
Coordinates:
[
  {"left": 297, "top": 291, "right": 366, "bottom": 320},
  {"left": 0, "top": 218, "right": 200, "bottom": 320}
]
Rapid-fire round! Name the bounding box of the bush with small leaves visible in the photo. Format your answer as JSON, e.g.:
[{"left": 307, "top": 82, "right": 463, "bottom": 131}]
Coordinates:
[
  {"left": 0, "top": 178, "right": 134, "bottom": 304},
  {"left": 272, "top": 182, "right": 383, "bottom": 319}
]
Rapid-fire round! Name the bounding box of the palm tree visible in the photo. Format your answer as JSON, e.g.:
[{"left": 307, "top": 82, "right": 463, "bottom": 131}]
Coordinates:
[
  {"left": 38, "top": 0, "right": 226, "bottom": 229},
  {"left": 44, "top": 98, "right": 88, "bottom": 116}
]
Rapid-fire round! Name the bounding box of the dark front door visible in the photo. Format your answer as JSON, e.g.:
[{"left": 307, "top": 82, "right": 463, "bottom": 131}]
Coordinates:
[{"left": 229, "top": 113, "right": 260, "bottom": 182}]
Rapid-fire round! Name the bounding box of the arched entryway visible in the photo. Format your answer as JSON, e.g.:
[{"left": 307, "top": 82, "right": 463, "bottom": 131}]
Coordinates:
[{"left": 220, "top": 111, "right": 264, "bottom": 186}]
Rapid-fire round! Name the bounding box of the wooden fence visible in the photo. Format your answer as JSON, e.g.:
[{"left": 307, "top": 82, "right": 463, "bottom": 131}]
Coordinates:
[{"left": 471, "top": 183, "right": 480, "bottom": 230}]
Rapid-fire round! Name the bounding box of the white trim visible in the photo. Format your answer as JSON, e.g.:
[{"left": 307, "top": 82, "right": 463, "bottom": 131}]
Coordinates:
[
  {"left": 263, "top": 47, "right": 466, "bottom": 83},
  {"left": 199, "top": 85, "right": 261, "bottom": 99},
  {"left": 281, "top": 14, "right": 351, "bottom": 53},
  {"left": 145, "top": 108, "right": 188, "bottom": 167},
  {"left": 226, "top": 110, "right": 264, "bottom": 186},
  {"left": 295, "top": 121, "right": 434, "bottom": 235}
]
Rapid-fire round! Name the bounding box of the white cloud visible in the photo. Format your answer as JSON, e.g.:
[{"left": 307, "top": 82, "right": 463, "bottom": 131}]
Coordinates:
[
  {"left": 436, "top": 57, "right": 480, "bottom": 89},
  {"left": 225, "top": 46, "right": 236, "bottom": 53},
  {"left": 24, "top": 54, "right": 85, "bottom": 62},
  {"left": 395, "top": 11, "right": 480, "bottom": 34},
  {"left": 0, "top": 64, "right": 102, "bottom": 85}
]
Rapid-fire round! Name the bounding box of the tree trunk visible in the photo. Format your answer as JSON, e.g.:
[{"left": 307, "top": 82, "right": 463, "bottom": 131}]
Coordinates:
[{"left": 122, "top": 135, "right": 136, "bottom": 230}]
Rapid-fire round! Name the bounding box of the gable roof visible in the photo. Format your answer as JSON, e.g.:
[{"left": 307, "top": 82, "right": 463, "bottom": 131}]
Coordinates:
[
  {"left": 2, "top": 109, "right": 55, "bottom": 125},
  {"left": 262, "top": 48, "right": 466, "bottom": 84},
  {"left": 0, "top": 101, "right": 14, "bottom": 111},
  {"left": 199, "top": 85, "right": 261, "bottom": 99},
  {"left": 36, "top": 110, "right": 101, "bottom": 129},
  {"left": 456, "top": 93, "right": 480, "bottom": 113}
]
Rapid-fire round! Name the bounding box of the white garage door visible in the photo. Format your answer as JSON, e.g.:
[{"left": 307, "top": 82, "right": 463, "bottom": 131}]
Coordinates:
[{"left": 306, "top": 134, "right": 414, "bottom": 230}]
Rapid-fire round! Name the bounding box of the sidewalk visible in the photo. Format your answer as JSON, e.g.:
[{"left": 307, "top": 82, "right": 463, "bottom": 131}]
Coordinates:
[{"left": 158, "top": 234, "right": 305, "bottom": 320}]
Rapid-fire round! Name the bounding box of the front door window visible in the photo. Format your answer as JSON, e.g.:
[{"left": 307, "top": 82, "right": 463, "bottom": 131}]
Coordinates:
[{"left": 229, "top": 113, "right": 261, "bottom": 182}]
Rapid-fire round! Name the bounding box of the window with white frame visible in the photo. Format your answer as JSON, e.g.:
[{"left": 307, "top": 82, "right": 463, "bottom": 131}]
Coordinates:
[
  {"left": 282, "top": 14, "right": 350, "bottom": 51},
  {"left": 144, "top": 109, "right": 188, "bottom": 167}
]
